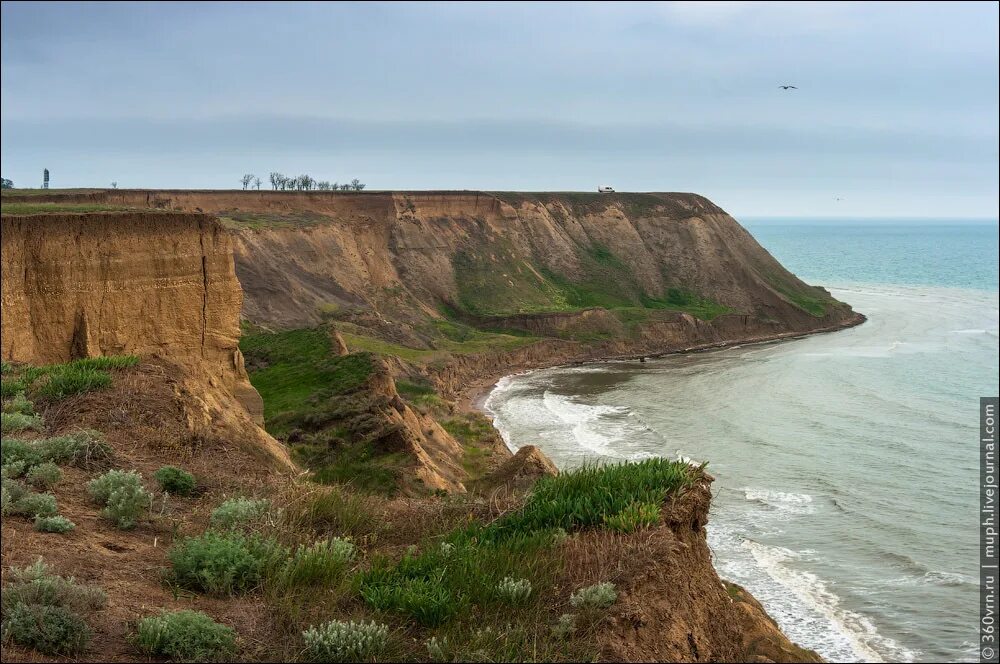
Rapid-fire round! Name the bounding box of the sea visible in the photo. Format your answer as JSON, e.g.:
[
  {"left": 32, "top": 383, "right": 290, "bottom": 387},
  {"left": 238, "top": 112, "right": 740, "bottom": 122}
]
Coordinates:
[{"left": 483, "top": 220, "right": 1000, "bottom": 663}]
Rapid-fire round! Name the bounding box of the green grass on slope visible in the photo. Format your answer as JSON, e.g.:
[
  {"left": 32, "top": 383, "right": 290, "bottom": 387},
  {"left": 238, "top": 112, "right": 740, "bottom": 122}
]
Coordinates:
[
  {"left": 453, "top": 241, "right": 731, "bottom": 321},
  {"left": 239, "top": 328, "right": 373, "bottom": 422}
]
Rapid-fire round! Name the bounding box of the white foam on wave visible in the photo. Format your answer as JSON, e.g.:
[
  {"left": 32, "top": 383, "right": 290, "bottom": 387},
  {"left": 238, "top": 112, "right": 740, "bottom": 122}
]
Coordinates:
[
  {"left": 738, "top": 539, "right": 919, "bottom": 663},
  {"left": 743, "top": 488, "right": 816, "bottom": 515},
  {"left": 541, "top": 390, "right": 629, "bottom": 456}
]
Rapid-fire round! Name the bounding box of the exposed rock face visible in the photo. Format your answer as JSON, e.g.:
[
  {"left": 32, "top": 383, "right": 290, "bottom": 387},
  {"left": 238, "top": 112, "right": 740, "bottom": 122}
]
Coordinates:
[
  {"left": 23, "top": 190, "right": 860, "bottom": 336},
  {"left": 0, "top": 212, "right": 292, "bottom": 470},
  {"left": 589, "top": 475, "right": 823, "bottom": 663},
  {"left": 485, "top": 444, "right": 559, "bottom": 492},
  {"left": 365, "top": 359, "right": 469, "bottom": 493}
]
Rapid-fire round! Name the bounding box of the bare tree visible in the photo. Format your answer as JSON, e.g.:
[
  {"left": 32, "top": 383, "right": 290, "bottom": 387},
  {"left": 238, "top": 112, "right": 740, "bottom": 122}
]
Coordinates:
[
  {"left": 253, "top": 176, "right": 262, "bottom": 190},
  {"left": 316, "top": 181, "right": 332, "bottom": 190},
  {"left": 339, "top": 183, "right": 351, "bottom": 191},
  {"left": 241, "top": 173, "right": 254, "bottom": 190},
  {"left": 269, "top": 172, "right": 285, "bottom": 190},
  {"left": 351, "top": 178, "right": 365, "bottom": 191},
  {"left": 110, "top": 181, "right": 118, "bottom": 189}
]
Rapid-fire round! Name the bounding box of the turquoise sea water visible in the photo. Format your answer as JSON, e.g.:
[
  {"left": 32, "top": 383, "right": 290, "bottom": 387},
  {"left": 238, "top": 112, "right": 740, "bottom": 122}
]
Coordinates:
[{"left": 484, "top": 221, "right": 1000, "bottom": 662}]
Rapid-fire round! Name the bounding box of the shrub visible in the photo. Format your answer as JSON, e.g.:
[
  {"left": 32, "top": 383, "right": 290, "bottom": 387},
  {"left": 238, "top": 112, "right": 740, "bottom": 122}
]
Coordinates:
[
  {"left": 34, "top": 515, "right": 76, "bottom": 534},
  {"left": 1, "top": 476, "right": 28, "bottom": 515},
  {"left": 0, "top": 559, "right": 105, "bottom": 656},
  {"left": 25, "top": 462, "right": 62, "bottom": 489},
  {"left": 169, "top": 530, "right": 286, "bottom": 595},
  {"left": 2, "top": 603, "right": 92, "bottom": 655},
  {"left": 42, "top": 430, "right": 113, "bottom": 468},
  {"left": 11, "top": 491, "right": 58, "bottom": 518},
  {"left": 496, "top": 576, "right": 532, "bottom": 604},
  {"left": 272, "top": 538, "right": 355, "bottom": 591},
  {"left": 87, "top": 470, "right": 151, "bottom": 529},
  {"left": 569, "top": 582, "right": 617, "bottom": 609},
  {"left": 154, "top": 466, "right": 196, "bottom": 496},
  {"left": 301, "top": 620, "right": 389, "bottom": 663},
  {"left": 1, "top": 430, "right": 111, "bottom": 470},
  {"left": 551, "top": 613, "right": 577, "bottom": 639},
  {"left": 602, "top": 501, "right": 661, "bottom": 532},
  {"left": 425, "top": 635, "right": 451, "bottom": 662},
  {"left": 1, "top": 412, "right": 44, "bottom": 434},
  {"left": 132, "top": 609, "right": 236, "bottom": 662},
  {"left": 1, "top": 559, "right": 107, "bottom": 614},
  {"left": 2, "top": 392, "right": 34, "bottom": 415},
  {"left": 210, "top": 497, "right": 272, "bottom": 530}
]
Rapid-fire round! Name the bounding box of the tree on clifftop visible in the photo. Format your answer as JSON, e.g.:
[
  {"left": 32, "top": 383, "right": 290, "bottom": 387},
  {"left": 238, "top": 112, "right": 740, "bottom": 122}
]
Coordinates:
[
  {"left": 253, "top": 176, "right": 262, "bottom": 190},
  {"left": 241, "top": 173, "right": 255, "bottom": 190},
  {"left": 1, "top": 178, "right": 13, "bottom": 189},
  {"left": 269, "top": 172, "right": 285, "bottom": 190},
  {"left": 351, "top": 178, "right": 366, "bottom": 191}
]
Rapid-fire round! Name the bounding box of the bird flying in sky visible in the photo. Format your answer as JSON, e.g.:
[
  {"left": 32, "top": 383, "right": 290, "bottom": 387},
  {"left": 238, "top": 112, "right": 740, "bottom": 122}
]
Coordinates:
[{"left": 779, "top": 85, "right": 798, "bottom": 90}]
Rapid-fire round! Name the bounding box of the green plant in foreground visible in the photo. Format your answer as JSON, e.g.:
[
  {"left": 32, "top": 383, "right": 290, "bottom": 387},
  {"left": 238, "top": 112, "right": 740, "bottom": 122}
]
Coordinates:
[
  {"left": 86, "top": 470, "right": 152, "bottom": 529},
  {"left": 496, "top": 576, "right": 533, "bottom": 604},
  {"left": 11, "top": 491, "right": 58, "bottom": 518},
  {"left": 1, "top": 430, "right": 112, "bottom": 471},
  {"left": 169, "top": 530, "right": 287, "bottom": 595},
  {"left": 2, "top": 603, "right": 92, "bottom": 656},
  {"left": 569, "top": 582, "right": 618, "bottom": 609},
  {"left": 551, "top": 613, "right": 577, "bottom": 639},
  {"left": 34, "top": 515, "right": 76, "bottom": 533},
  {"left": 25, "top": 462, "right": 62, "bottom": 489},
  {"left": 36, "top": 366, "right": 111, "bottom": 399},
  {"left": 132, "top": 609, "right": 236, "bottom": 662},
  {"left": 484, "top": 457, "right": 696, "bottom": 539},
  {"left": 0, "top": 559, "right": 106, "bottom": 656},
  {"left": 602, "top": 501, "right": 661, "bottom": 532},
  {"left": 210, "top": 496, "right": 272, "bottom": 530},
  {"left": 1, "top": 411, "right": 44, "bottom": 434},
  {"left": 2, "top": 392, "right": 34, "bottom": 415},
  {"left": 301, "top": 620, "right": 390, "bottom": 663},
  {"left": 272, "top": 537, "right": 355, "bottom": 591},
  {"left": 154, "top": 466, "right": 196, "bottom": 496}
]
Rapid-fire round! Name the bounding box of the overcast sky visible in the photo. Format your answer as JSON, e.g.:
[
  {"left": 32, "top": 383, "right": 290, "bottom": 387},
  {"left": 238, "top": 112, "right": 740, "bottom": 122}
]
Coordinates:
[{"left": 1, "top": 1, "right": 997, "bottom": 218}]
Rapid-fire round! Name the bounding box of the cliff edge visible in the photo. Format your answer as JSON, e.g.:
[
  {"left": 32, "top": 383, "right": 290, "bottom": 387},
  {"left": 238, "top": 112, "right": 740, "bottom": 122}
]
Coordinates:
[{"left": 0, "top": 211, "right": 292, "bottom": 470}]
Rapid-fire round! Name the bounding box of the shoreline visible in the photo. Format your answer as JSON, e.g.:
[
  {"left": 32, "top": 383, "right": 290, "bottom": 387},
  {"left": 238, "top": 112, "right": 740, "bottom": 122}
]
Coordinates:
[{"left": 460, "top": 311, "right": 867, "bottom": 420}]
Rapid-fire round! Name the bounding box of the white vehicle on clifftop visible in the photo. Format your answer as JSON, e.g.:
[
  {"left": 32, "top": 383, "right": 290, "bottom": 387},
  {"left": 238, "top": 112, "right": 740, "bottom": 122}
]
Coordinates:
[{"left": 597, "top": 185, "right": 615, "bottom": 193}]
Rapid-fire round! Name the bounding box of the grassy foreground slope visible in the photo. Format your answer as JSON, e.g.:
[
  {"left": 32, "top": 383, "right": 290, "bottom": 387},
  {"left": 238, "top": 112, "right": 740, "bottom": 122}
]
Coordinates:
[{"left": 3, "top": 357, "right": 824, "bottom": 663}]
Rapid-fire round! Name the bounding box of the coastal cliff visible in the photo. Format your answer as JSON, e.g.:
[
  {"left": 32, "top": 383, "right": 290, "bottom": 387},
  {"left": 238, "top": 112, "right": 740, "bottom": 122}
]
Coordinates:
[{"left": 0, "top": 191, "right": 835, "bottom": 662}]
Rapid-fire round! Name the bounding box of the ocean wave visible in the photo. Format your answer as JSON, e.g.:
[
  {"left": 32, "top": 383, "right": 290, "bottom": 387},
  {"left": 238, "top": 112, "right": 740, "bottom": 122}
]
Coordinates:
[
  {"left": 740, "top": 538, "right": 920, "bottom": 663},
  {"left": 541, "top": 390, "right": 629, "bottom": 456},
  {"left": 743, "top": 488, "right": 816, "bottom": 515}
]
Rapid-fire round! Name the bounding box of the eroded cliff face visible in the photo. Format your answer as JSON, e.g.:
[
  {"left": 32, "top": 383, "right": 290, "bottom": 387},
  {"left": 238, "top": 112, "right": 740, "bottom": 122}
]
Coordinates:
[
  {"left": 17, "top": 190, "right": 859, "bottom": 335},
  {"left": 591, "top": 475, "right": 822, "bottom": 663},
  {"left": 0, "top": 212, "right": 292, "bottom": 469}
]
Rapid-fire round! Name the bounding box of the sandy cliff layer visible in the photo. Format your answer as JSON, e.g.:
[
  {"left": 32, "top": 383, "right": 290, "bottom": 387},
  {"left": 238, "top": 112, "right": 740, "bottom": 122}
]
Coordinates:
[{"left": 0, "top": 212, "right": 292, "bottom": 469}]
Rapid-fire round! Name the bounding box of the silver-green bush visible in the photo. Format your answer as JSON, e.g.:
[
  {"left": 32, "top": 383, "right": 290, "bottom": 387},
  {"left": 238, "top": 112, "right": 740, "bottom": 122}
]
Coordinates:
[
  {"left": 209, "top": 497, "right": 272, "bottom": 530},
  {"left": 34, "top": 515, "right": 76, "bottom": 534},
  {"left": 25, "top": 462, "right": 62, "bottom": 489},
  {"left": 132, "top": 609, "right": 236, "bottom": 662},
  {"left": 86, "top": 470, "right": 151, "bottom": 529},
  {"left": 301, "top": 620, "right": 390, "bottom": 662},
  {"left": 569, "top": 582, "right": 617, "bottom": 609}
]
